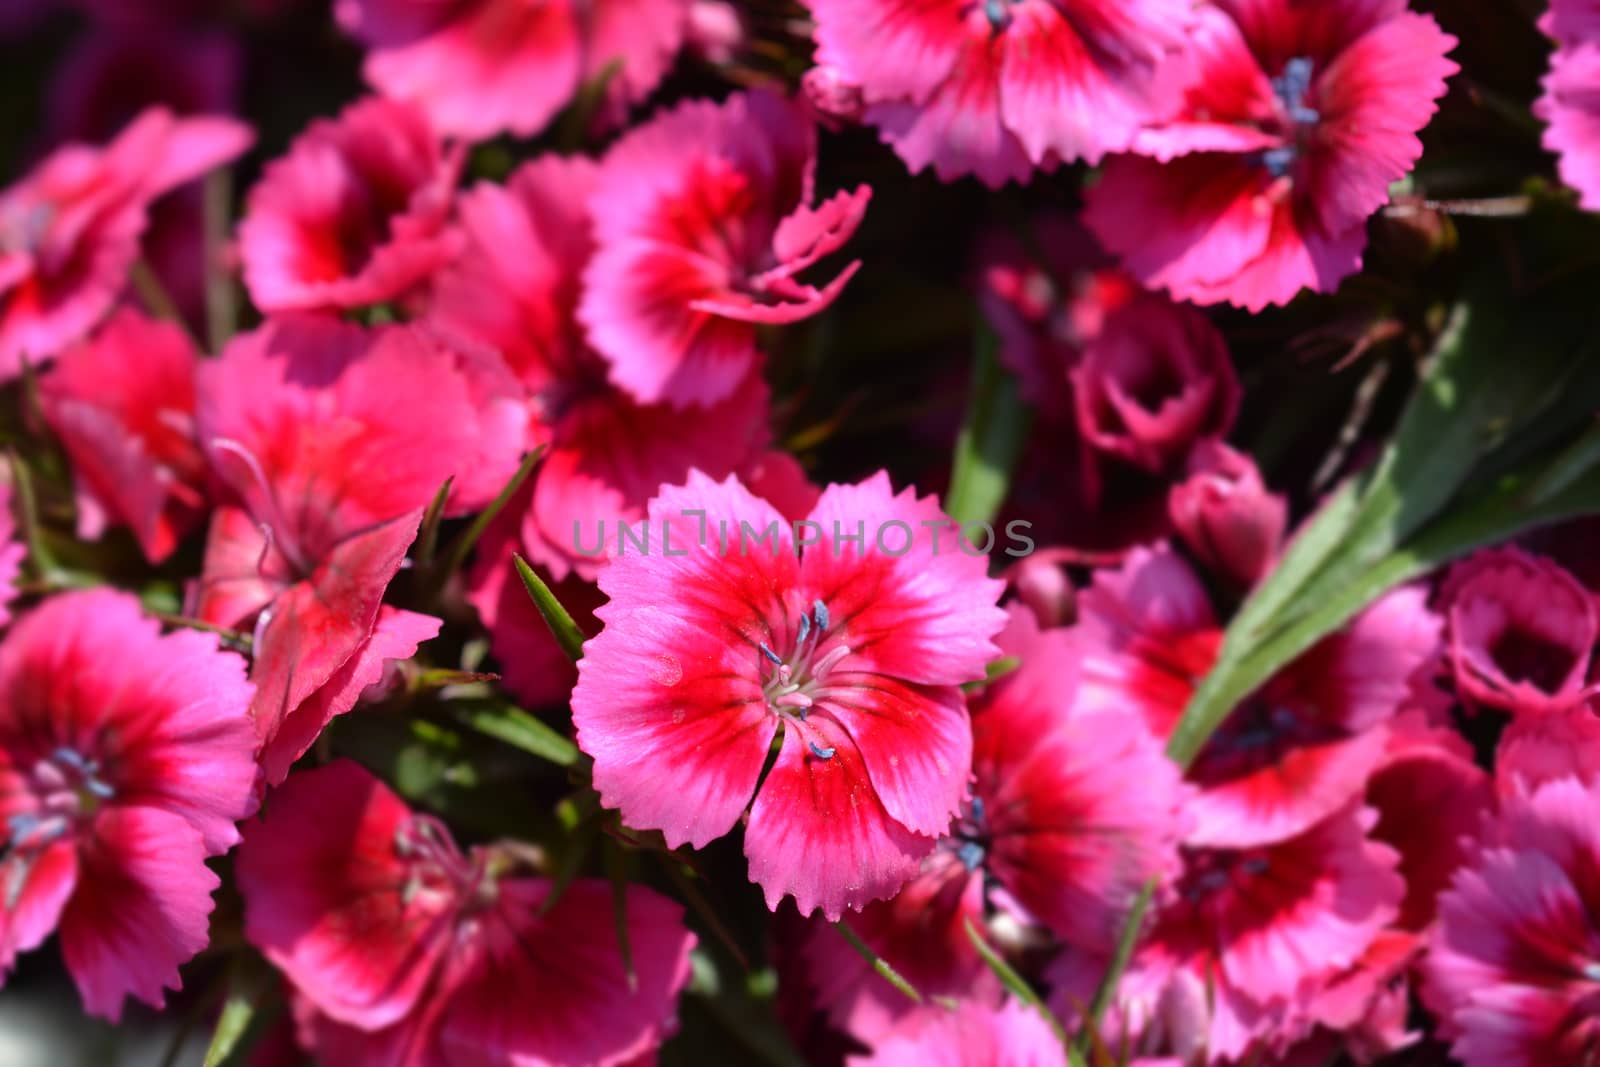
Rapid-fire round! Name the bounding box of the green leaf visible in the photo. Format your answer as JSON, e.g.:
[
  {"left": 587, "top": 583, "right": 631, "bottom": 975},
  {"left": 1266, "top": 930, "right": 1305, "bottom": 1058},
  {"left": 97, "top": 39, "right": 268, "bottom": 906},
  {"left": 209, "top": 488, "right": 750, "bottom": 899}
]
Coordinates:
[
  {"left": 833, "top": 919, "right": 923, "bottom": 1005},
  {"left": 607, "top": 841, "right": 637, "bottom": 991},
  {"left": 455, "top": 699, "right": 580, "bottom": 767},
  {"left": 429, "top": 446, "right": 545, "bottom": 592},
  {"left": 203, "top": 957, "right": 272, "bottom": 1067},
  {"left": 412, "top": 476, "right": 456, "bottom": 567},
  {"left": 1076, "top": 880, "right": 1155, "bottom": 1058},
  {"left": 512, "top": 553, "right": 589, "bottom": 662},
  {"left": 946, "top": 326, "right": 1033, "bottom": 527},
  {"left": 964, "top": 917, "right": 1067, "bottom": 1045}
]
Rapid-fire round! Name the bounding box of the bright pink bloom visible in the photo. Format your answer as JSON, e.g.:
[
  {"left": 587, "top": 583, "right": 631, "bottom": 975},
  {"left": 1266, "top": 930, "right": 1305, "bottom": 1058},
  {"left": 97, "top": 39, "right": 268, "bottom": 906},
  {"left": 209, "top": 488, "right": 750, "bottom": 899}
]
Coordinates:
[
  {"left": 1052, "top": 806, "right": 1404, "bottom": 1063},
  {"left": 686, "top": 0, "right": 744, "bottom": 64},
  {"left": 579, "top": 91, "right": 871, "bottom": 409},
  {"left": 40, "top": 307, "right": 207, "bottom": 563},
  {"left": 1072, "top": 294, "right": 1240, "bottom": 474},
  {"left": 1423, "top": 775, "right": 1600, "bottom": 1067},
  {"left": 1275, "top": 930, "right": 1423, "bottom": 1064},
  {"left": 969, "top": 607, "right": 1188, "bottom": 949},
  {"left": 1169, "top": 440, "right": 1288, "bottom": 588},
  {"left": 1075, "top": 545, "right": 1440, "bottom": 847},
  {"left": 1443, "top": 547, "right": 1598, "bottom": 716},
  {"left": 792, "top": 606, "right": 1185, "bottom": 1038},
  {"left": 1497, "top": 703, "right": 1600, "bottom": 796},
  {"left": 0, "top": 590, "right": 256, "bottom": 1019},
  {"left": 571, "top": 471, "right": 1006, "bottom": 919},
  {"left": 1085, "top": 1, "right": 1458, "bottom": 310},
  {"left": 237, "top": 760, "right": 695, "bottom": 1066},
  {"left": 192, "top": 318, "right": 515, "bottom": 783},
  {"left": 239, "top": 97, "right": 462, "bottom": 313},
  {"left": 428, "top": 154, "right": 799, "bottom": 581},
  {"left": 1538, "top": 3, "right": 1600, "bottom": 210},
  {"left": 806, "top": 0, "right": 1199, "bottom": 186},
  {"left": 0, "top": 482, "right": 23, "bottom": 629},
  {"left": 847, "top": 999, "right": 1068, "bottom": 1067},
  {"left": 0, "top": 107, "right": 251, "bottom": 375},
  {"left": 336, "top": 0, "right": 690, "bottom": 142},
  {"left": 1366, "top": 712, "right": 1492, "bottom": 931}
]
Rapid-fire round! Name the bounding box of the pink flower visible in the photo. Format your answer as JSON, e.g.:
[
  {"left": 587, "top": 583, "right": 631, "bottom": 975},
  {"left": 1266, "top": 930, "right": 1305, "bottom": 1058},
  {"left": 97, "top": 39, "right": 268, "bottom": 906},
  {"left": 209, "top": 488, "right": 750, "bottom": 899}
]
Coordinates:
[
  {"left": 236, "top": 760, "right": 696, "bottom": 1066},
  {"left": 0, "top": 590, "right": 256, "bottom": 1019},
  {"left": 579, "top": 91, "right": 871, "bottom": 409},
  {"left": 0, "top": 482, "right": 25, "bottom": 629},
  {"left": 571, "top": 471, "right": 1006, "bottom": 919},
  {"left": 0, "top": 107, "right": 251, "bottom": 375},
  {"left": 239, "top": 97, "right": 462, "bottom": 313},
  {"left": 1443, "top": 547, "right": 1598, "bottom": 716},
  {"left": 1538, "top": 3, "right": 1600, "bottom": 210},
  {"left": 428, "top": 154, "right": 800, "bottom": 581},
  {"left": 192, "top": 317, "right": 515, "bottom": 783},
  {"left": 1085, "top": 0, "right": 1458, "bottom": 310},
  {"left": 1072, "top": 294, "right": 1241, "bottom": 474},
  {"left": 805, "top": 0, "right": 1199, "bottom": 186},
  {"left": 1497, "top": 703, "right": 1600, "bottom": 795},
  {"left": 1052, "top": 806, "right": 1404, "bottom": 1063},
  {"left": 1075, "top": 545, "right": 1441, "bottom": 847},
  {"left": 1169, "top": 440, "right": 1288, "bottom": 588},
  {"left": 791, "top": 606, "right": 1186, "bottom": 1039},
  {"left": 336, "top": 0, "right": 690, "bottom": 143},
  {"left": 847, "top": 999, "right": 1068, "bottom": 1066},
  {"left": 1422, "top": 775, "right": 1600, "bottom": 1067},
  {"left": 39, "top": 308, "right": 208, "bottom": 563}
]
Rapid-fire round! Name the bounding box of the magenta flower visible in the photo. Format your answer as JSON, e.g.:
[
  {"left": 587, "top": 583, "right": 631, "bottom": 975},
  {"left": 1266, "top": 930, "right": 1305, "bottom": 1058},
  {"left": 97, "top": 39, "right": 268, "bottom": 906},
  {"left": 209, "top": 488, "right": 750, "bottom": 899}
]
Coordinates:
[
  {"left": 579, "top": 91, "right": 871, "bottom": 409},
  {"left": 428, "top": 154, "right": 805, "bottom": 582},
  {"left": 1051, "top": 806, "right": 1404, "bottom": 1063},
  {"left": 40, "top": 307, "right": 208, "bottom": 563},
  {"left": 0, "top": 590, "right": 256, "bottom": 1019},
  {"left": 804, "top": 0, "right": 1199, "bottom": 187},
  {"left": 337, "top": 0, "right": 690, "bottom": 143},
  {"left": 1072, "top": 294, "right": 1240, "bottom": 474},
  {"left": 1075, "top": 545, "right": 1441, "bottom": 847},
  {"left": 0, "top": 482, "right": 25, "bottom": 630},
  {"left": 791, "top": 606, "right": 1186, "bottom": 1039},
  {"left": 0, "top": 107, "right": 251, "bottom": 375},
  {"left": 1443, "top": 547, "right": 1598, "bottom": 717},
  {"left": 571, "top": 471, "right": 1006, "bottom": 918},
  {"left": 1085, "top": 0, "right": 1457, "bottom": 310},
  {"left": 1538, "top": 2, "right": 1600, "bottom": 210},
  {"left": 848, "top": 998, "right": 1069, "bottom": 1067},
  {"left": 239, "top": 96, "right": 462, "bottom": 313},
  {"left": 193, "top": 317, "right": 519, "bottom": 782},
  {"left": 1422, "top": 775, "right": 1600, "bottom": 1067},
  {"left": 236, "top": 760, "right": 696, "bottom": 1066},
  {"left": 1168, "top": 440, "right": 1288, "bottom": 589}
]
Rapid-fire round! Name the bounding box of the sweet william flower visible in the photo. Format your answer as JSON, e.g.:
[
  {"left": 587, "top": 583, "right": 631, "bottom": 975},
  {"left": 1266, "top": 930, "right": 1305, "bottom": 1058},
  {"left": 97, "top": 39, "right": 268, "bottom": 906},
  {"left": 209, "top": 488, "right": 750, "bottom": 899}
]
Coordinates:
[
  {"left": 192, "top": 317, "right": 522, "bottom": 783},
  {"left": 1168, "top": 440, "right": 1288, "bottom": 588},
  {"left": 571, "top": 470, "right": 1006, "bottom": 919},
  {"left": 40, "top": 307, "right": 208, "bottom": 564},
  {"left": 0, "top": 590, "right": 257, "bottom": 1019},
  {"left": 579, "top": 90, "right": 871, "bottom": 409},
  {"left": 0, "top": 481, "right": 24, "bottom": 630},
  {"left": 239, "top": 96, "right": 462, "bottom": 313},
  {"left": 804, "top": 0, "right": 1200, "bottom": 187},
  {"left": 1074, "top": 544, "right": 1440, "bottom": 847},
  {"left": 236, "top": 761, "right": 696, "bottom": 1066},
  {"left": 847, "top": 998, "right": 1069, "bottom": 1067},
  {"left": 1085, "top": 0, "right": 1458, "bottom": 310},
  {"left": 0, "top": 107, "right": 251, "bottom": 375},
  {"left": 1538, "top": 1, "right": 1600, "bottom": 210},
  {"left": 337, "top": 0, "right": 690, "bottom": 143},
  {"left": 1422, "top": 775, "right": 1600, "bottom": 1067},
  {"left": 1442, "top": 547, "right": 1598, "bottom": 717},
  {"left": 428, "top": 154, "right": 807, "bottom": 582}
]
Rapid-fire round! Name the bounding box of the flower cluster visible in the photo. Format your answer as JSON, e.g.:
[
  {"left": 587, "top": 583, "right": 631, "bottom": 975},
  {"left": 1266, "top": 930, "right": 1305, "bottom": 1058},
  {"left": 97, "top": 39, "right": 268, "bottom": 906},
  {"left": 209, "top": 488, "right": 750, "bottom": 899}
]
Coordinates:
[{"left": 0, "top": 1, "right": 1596, "bottom": 1065}]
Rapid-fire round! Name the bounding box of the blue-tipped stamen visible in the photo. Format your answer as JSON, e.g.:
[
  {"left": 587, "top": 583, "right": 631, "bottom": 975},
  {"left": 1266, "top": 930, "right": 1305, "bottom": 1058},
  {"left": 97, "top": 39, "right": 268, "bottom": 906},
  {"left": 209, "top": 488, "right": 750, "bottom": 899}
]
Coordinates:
[
  {"left": 759, "top": 641, "right": 783, "bottom": 666},
  {"left": 812, "top": 599, "right": 830, "bottom": 632},
  {"left": 957, "top": 840, "right": 986, "bottom": 872},
  {"left": 809, "top": 741, "right": 835, "bottom": 760},
  {"left": 796, "top": 613, "right": 810, "bottom": 646}
]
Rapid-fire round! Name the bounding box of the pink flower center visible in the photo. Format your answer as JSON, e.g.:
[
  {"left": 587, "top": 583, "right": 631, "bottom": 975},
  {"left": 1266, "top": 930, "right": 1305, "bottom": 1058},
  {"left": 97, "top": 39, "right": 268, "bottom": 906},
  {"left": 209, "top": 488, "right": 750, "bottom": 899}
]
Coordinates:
[
  {"left": 1487, "top": 624, "right": 1580, "bottom": 694},
  {"left": 1261, "top": 56, "right": 1321, "bottom": 178},
  {"left": 394, "top": 814, "right": 496, "bottom": 911},
  {"left": 980, "top": 0, "right": 1019, "bottom": 32},
  {"left": 3, "top": 748, "right": 114, "bottom": 906},
  {"left": 758, "top": 599, "right": 851, "bottom": 759},
  {"left": 948, "top": 795, "right": 989, "bottom": 871},
  {"left": 1178, "top": 846, "right": 1271, "bottom": 908}
]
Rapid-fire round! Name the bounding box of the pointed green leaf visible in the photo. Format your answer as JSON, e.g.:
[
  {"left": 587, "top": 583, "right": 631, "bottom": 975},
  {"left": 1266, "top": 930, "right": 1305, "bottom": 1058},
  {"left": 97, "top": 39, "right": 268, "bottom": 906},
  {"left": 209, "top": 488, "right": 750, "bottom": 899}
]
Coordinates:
[
  {"left": 964, "top": 917, "right": 1067, "bottom": 1044},
  {"left": 455, "top": 699, "right": 580, "bottom": 767},
  {"left": 946, "top": 325, "right": 1033, "bottom": 527},
  {"left": 833, "top": 919, "right": 923, "bottom": 1005},
  {"left": 512, "top": 553, "right": 589, "bottom": 662}
]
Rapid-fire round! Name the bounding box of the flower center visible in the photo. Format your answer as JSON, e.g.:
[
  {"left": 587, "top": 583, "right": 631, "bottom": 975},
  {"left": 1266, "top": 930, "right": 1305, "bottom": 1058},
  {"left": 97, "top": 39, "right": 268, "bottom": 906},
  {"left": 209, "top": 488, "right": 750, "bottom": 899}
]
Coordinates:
[
  {"left": 1178, "top": 847, "right": 1271, "bottom": 905},
  {"left": 2, "top": 748, "right": 114, "bottom": 907},
  {"left": 1261, "top": 56, "right": 1320, "bottom": 178},
  {"left": 980, "top": 0, "right": 1019, "bottom": 32},
  {"left": 394, "top": 814, "right": 493, "bottom": 908},
  {"left": 759, "top": 599, "right": 851, "bottom": 759},
  {"left": 948, "top": 795, "right": 989, "bottom": 871}
]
